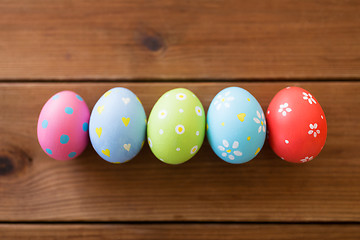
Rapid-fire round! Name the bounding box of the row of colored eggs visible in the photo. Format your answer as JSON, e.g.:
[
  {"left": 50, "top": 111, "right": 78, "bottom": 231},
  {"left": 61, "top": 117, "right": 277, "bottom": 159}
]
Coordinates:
[{"left": 37, "top": 86, "right": 327, "bottom": 164}]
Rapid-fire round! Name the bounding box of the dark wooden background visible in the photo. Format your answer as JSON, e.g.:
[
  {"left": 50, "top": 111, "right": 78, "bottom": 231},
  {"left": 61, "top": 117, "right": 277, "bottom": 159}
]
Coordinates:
[{"left": 0, "top": 1, "right": 359, "bottom": 239}]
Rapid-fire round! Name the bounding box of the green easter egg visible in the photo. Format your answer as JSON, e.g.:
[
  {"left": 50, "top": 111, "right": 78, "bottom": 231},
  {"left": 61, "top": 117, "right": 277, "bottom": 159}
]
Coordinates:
[{"left": 147, "top": 88, "right": 205, "bottom": 164}]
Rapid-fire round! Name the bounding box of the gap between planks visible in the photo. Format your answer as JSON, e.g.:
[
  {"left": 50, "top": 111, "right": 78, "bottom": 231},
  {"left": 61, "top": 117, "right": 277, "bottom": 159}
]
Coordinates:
[
  {"left": 0, "top": 221, "right": 360, "bottom": 224},
  {"left": 0, "top": 223, "right": 359, "bottom": 240},
  {"left": 0, "top": 79, "right": 360, "bottom": 84}
]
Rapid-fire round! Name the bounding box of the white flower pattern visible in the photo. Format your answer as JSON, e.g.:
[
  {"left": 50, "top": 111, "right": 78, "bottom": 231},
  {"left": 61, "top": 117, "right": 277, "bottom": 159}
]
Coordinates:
[
  {"left": 218, "top": 140, "right": 242, "bottom": 161},
  {"left": 158, "top": 110, "right": 167, "bottom": 119},
  {"left": 308, "top": 123, "right": 320, "bottom": 137},
  {"left": 190, "top": 145, "right": 198, "bottom": 154},
  {"left": 253, "top": 110, "right": 266, "bottom": 133},
  {"left": 176, "top": 93, "right": 187, "bottom": 101},
  {"left": 300, "top": 156, "right": 314, "bottom": 163},
  {"left": 195, "top": 106, "right": 202, "bottom": 116},
  {"left": 175, "top": 124, "right": 185, "bottom": 134},
  {"left": 278, "top": 103, "right": 292, "bottom": 116},
  {"left": 302, "top": 92, "right": 317, "bottom": 104},
  {"left": 213, "top": 91, "right": 234, "bottom": 110}
]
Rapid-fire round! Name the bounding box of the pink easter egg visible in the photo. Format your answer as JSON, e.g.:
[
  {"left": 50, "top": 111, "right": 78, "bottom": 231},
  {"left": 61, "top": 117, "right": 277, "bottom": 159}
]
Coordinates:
[{"left": 37, "top": 91, "right": 90, "bottom": 160}]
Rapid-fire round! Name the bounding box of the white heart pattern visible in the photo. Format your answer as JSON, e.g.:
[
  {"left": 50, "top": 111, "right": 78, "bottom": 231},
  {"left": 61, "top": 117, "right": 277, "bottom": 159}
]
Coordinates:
[
  {"left": 122, "top": 97, "right": 130, "bottom": 105},
  {"left": 124, "top": 143, "right": 131, "bottom": 151}
]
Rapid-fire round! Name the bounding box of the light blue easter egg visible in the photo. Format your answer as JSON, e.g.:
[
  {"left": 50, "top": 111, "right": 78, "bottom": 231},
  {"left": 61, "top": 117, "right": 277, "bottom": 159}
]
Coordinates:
[
  {"left": 89, "top": 88, "right": 146, "bottom": 163},
  {"left": 207, "top": 87, "right": 266, "bottom": 164}
]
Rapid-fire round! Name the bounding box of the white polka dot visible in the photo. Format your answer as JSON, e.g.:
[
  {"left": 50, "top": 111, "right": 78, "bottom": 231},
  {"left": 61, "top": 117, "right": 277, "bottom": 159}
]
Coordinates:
[
  {"left": 286, "top": 87, "right": 290, "bottom": 89},
  {"left": 267, "top": 110, "right": 270, "bottom": 114},
  {"left": 176, "top": 148, "right": 180, "bottom": 151},
  {"left": 179, "top": 109, "right": 184, "bottom": 113},
  {"left": 175, "top": 124, "right": 185, "bottom": 134},
  {"left": 159, "top": 129, "right": 164, "bottom": 135},
  {"left": 196, "top": 131, "right": 199, "bottom": 136},
  {"left": 321, "top": 115, "right": 324, "bottom": 119},
  {"left": 281, "top": 157, "right": 284, "bottom": 160},
  {"left": 285, "top": 140, "right": 289, "bottom": 144}
]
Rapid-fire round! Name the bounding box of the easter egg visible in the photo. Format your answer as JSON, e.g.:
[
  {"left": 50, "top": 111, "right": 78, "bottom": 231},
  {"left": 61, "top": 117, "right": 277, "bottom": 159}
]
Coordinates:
[
  {"left": 37, "top": 91, "right": 90, "bottom": 160},
  {"left": 207, "top": 87, "right": 266, "bottom": 164},
  {"left": 147, "top": 88, "right": 205, "bottom": 164},
  {"left": 89, "top": 88, "right": 146, "bottom": 164},
  {"left": 266, "top": 87, "right": 327, "bottom": 163}
]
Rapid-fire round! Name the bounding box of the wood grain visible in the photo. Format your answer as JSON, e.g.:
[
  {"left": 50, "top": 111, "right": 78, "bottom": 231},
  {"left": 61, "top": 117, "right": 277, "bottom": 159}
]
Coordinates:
[
  {"left": 1, "top": 224, "right": 360, "bottom": 240},
  {"left": 0, "top": 0, "right": 359, "bottom": 80},
  {"left": 0, "top": 82, "right": 359, "bottom": 221}
]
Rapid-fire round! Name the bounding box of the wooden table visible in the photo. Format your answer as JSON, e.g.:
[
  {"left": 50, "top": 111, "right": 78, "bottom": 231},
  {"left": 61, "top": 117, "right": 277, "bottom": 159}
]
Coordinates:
[{"left": 1, "top": 1, "right": 359, "bottom": 239}]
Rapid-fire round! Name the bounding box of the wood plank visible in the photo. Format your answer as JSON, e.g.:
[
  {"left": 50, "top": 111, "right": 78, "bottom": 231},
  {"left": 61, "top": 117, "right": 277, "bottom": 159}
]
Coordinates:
[
  {"left": 0, "top": 0, "right": 359, "bottom": 80},
  {"left": 0, "top": 82, "right": 359, "bottom": 221},
  {"left": 0, "top": 224, "right": 359, "bottom": 239}
]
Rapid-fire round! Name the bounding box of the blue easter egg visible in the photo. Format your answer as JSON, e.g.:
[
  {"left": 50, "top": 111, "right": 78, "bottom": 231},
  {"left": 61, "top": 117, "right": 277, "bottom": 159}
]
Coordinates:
[
  {"left": 89, "top": 88, "right": 146, "bottom": 163},
  {"left": 207, "top": 87, "right": 266, "bottom": 164}
]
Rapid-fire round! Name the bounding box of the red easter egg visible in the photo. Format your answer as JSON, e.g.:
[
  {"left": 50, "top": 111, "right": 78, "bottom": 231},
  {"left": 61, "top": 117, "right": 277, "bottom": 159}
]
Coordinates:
[{"left": 266, "top": 87, "right": 327, "bottom": 163}]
